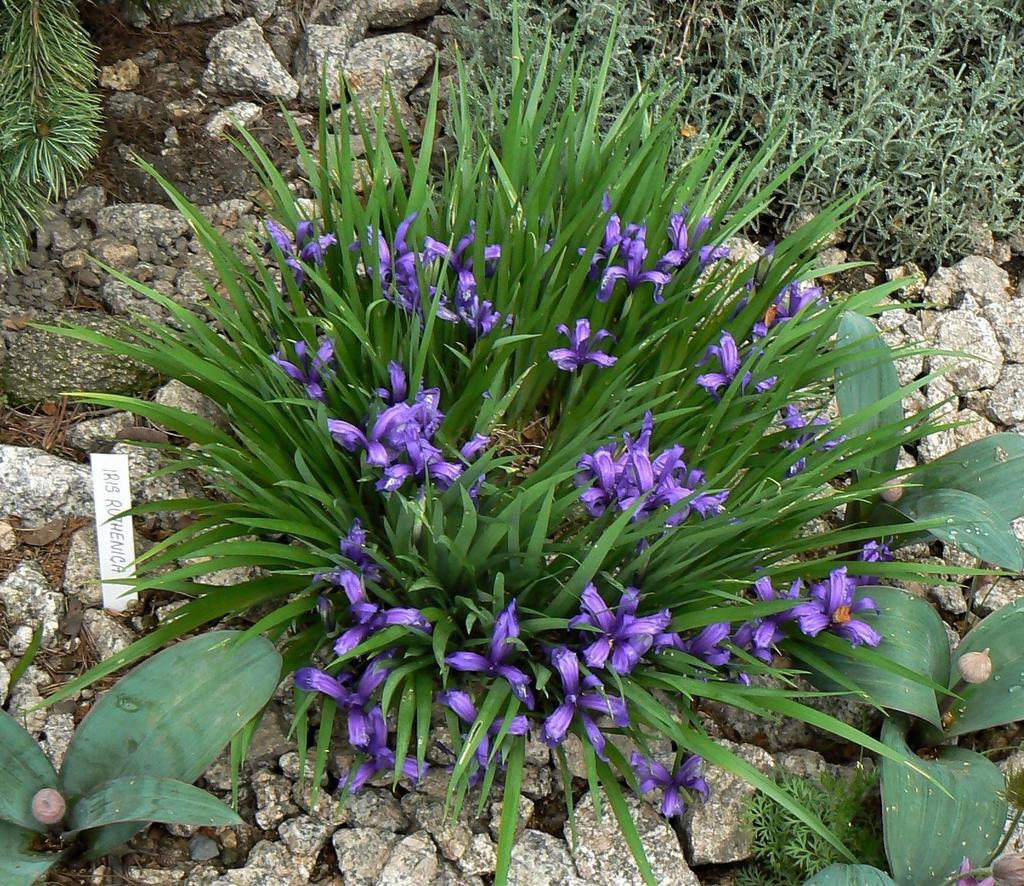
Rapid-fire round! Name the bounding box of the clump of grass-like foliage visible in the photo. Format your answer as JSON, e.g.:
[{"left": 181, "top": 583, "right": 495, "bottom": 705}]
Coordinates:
[
  {"left": 459, "top": 0, "right": 1024, "bottom": 265},
  {"left": 738, "top": 767, "right": 886, "bottom": 885},
  {"left": 47, "top": 16, "right": 994, "bottom": 885}
]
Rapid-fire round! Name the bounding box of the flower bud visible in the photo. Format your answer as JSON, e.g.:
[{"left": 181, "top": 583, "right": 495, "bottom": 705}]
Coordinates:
[
  {"left": 993, "top": 853, "right": 1024, "bottom": 885},
  {"left": 957, "top": 648, "right": 993, "bottom": 685},
  {"left": 31, "top": 788, "right": 66, "bottom": 825},
  {"left": 880, "top": 479, "right": 903, "bottom": 503},
  {"left": 753, "top": 242, "right": 776, "bottom": 287},
  {"left": 316, "top": 595, "right": 335, "bottom": 634}
]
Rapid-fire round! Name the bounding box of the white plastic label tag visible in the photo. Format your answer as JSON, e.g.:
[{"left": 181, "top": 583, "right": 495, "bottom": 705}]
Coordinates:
[{"left": 89, "top": 452, "right": 138, "bottom": 612}]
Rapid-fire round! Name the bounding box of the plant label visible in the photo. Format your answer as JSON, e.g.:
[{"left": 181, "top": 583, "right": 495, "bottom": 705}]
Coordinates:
[{"left": 90, "top": 452, "right": 138, "bottom": 612}]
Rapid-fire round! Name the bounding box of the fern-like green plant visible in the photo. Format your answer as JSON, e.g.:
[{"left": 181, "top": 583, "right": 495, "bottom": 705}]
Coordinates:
[{"left": 737, "top": 768, "right": 886, "bottom": 886}]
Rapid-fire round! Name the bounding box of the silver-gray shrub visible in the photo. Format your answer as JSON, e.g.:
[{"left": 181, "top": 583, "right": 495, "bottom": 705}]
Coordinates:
[{"left": 458, "top": 0, "right": 1024, "bottom": 265}]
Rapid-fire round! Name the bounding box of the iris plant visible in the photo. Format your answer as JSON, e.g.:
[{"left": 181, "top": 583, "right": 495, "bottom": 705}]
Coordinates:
[
  {"left": 631, "top": 752, "right": 710, "bottom": 817},
  {"left": 791, "top": 567, "right": 883, "bottom": 647},
  {"left": 446, "top": 601, "right": 536, "bottom": 708},
  {"left": 569, "top": 585, "right": 670, "bottom": 674},
  {"left": 548, "top": 319, "right": 618, "bottom": 371},
  {"left": 696, "top": 331, "right": 777, "bottom": 401},
  {"left": 540, "top": 647, "right": 629, "bottom": 759},
  {"left": 271, "top": 337, "right": 335, "bottom": 402}
]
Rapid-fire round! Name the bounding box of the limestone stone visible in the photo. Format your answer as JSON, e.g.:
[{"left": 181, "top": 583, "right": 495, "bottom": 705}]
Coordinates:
[
  {"left": 684, "top": 740, "right": 776, "bottom": 864},
  {"left": 332, "top": 827, "right": 401, "bottom": 885},
  {"left": 567, "top": 793, "right": 699, "bottom": 886},
  {"left": 203, "top": 19, "right": 299, "bottom": 100},
  {"left": 0, "top": 446, "right": 92, "bottom": 523},
  {"left": 1, "top": 312, "right": 161, "bottom": 405}
]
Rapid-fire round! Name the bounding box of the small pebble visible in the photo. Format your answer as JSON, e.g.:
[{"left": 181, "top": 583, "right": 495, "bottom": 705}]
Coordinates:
[{"left": 188, "top": 833, "right": 220, "bottom": 862}]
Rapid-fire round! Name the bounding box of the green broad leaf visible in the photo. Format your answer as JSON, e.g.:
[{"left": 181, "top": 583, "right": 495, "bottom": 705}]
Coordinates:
[
  {"left": 895, "top": 488, "right": 1024, "bottom": 571},
  {"left": 881, "top": 719, "right": 1006, "bottom": 886},
  {"left": 803, "top": 864, "right": 897, "bottom": 886},
  {"left": 834, "top": 311, "right": 904, "bottom": 477},
  {"left": 66, "top": 776, "right": 242, "bottom": 832},
  {"left": 0, "top": 710, "right": 59, "bottom": 832},
  {"left": 898, "top": 433, "right": 1024, "bottom": 524},
  {"left": 795, "top": 586, "right": 950, "bottom": 726},
  {"left": 59, "top": 631, "right": 280, "bottom": 858},
  {"left": 0, "top": 821, "right": 62, "bottom": 886},
  {"left": 945, "top": 596, "right": 1024, "bottom": 737}
]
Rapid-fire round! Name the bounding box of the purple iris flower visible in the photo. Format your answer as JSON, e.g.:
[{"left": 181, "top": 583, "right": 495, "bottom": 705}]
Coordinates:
[
  {"left": 338, "top": 519, "right": 381, "bottom": 582},
  {"left": 630, "top": 752, "right": 709, "bottom": 817},
  {"left": 446, "top": 601, "right": 535, "bottom": 708},
  {"left": 338, "top": 706, "right": 425, "bottom": 793},
  {"left": 353, "top": 213, "right": 424, "bottom": 315},
  {"left": 540, "top": 647, "right": 629, "bottom": 760},
  {"left": 657, "top": 209, "right": 711, "bottom": 272},
  {"left": 451, "top": 294, "right": 508, "bottom": 339},
  {"left": 575, "top": 412, "right": 729, "bottom": 525},
  {"left": 851, "top": 539, "right": 893, "bottom": 586},
  {"left": 271, "top": 337, "right": 335, "bottom": 401},
  {"left": 377, "top": 432, "right": 488, "bottom": 494},
  {"left": 439, "top": 689, "right": 530, "bottom": 780},
  {"left": 753, "top": 281, "right": 825, "bottom": 338},
  {"left": 665, "top": 622, "right": 733, "bottom": 666},
  {"left": 580, "top": 196, "right": 624, "bottom": 279},
  {"left": 696, "top": 332, "right": 777, "bottom": 401},
  {"left": 780, "top": 406, "right": 843, "bottom": 476},
  {"left": 598, "top": 224, "right": 672, "bottom": 303},
  {"left": 732, "top": 576, "right": 804, "bottom": 663},
  {"left": 956, "top": 858, "right": 995, "bottom": 886},
  {"left": 548, "top": 319, "right": 618, "bottom": 372},
  {"left": 569, "top": 585, "right": 671, "bottom": 674},
  {"left": 423, "top": 224, "right": 505, "bottom": 335},
  {"left": 263, "top": 219, "right": 336, "bottom": 287},
  {"left": 375, "top": 361, "right": 408, "bottom": 405},
  {"left": 422, "top": 223, "right": 501, "bottom": 300},
  {"left": 332, "top": 569, "right": 431, "bottom": 655},
  {"left": 315, "top": 522, "right": 380, "bottom": 589},
  {"left": 328, "top": 403, "right": 421, "bottom": 467},
  {"left": 790, "top": 567, "right": 882, "bottom": 647},
  {"left": 657, "top": 207, "right": 729, "bottom": 278},
  {"left": 294, "top": 654, "right": 392, "bottom": 749}
]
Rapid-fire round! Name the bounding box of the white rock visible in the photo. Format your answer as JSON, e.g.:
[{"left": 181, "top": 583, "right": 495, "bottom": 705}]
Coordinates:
[
  {"left": 987, "top": 366, "right": 1024, "bottom": 426},
  {"left": 918, "top": 409, "right": 998, "bottom": 463},
  {"left": 83, "top": 609, "right": 136, "bottom": 659},
  {"left": 684, "top": 740, "right": 776, "bottom": 864},
  {"left": 203, "top": 19, "right": 299, "bottom": 101},
  {"left": 343, "top": 33, "right": 436, "bottom": 101},
  {"left": 63, "top": 524, "right": 102, "bottom": 606},
  {"left": 154, "top": 379, "right": 229, "bottom": 428},
  {"left": 65, "top": 411, "right": 136, "bottom": 451},
  {"left": 205, "top": 102, "right": 263, "bottom": 138},
  {"left": 0, "top": 446, "right": 93, "bottom": 523},
  {"left": 296, "top": 20, "right": 367, "bottom": 105},
  {"left": 369, "top": 0, "right": 442, "bottom": 26},
  {"left": 1, "top": 560, "right": 64, "bottom": 654},
  {"left": 332, "top": 827, "right": 401, "bottom": 885},
  {"left": 508, "top": 829, "right": 585, "bottom": 886},
  {"left": 929, "top": 297, "right": 1002, "bottom": 393},
  {"left": 567, "top": 793, "right": 699, "bottom": 886},
  {"left": 378, "top": 831, "right": 439, "bottom": 886}
]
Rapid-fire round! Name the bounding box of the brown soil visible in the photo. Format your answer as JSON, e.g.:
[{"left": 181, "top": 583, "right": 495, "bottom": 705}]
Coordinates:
[{"left": 79, "top": 4, "right": 313, "bottom": 209}]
